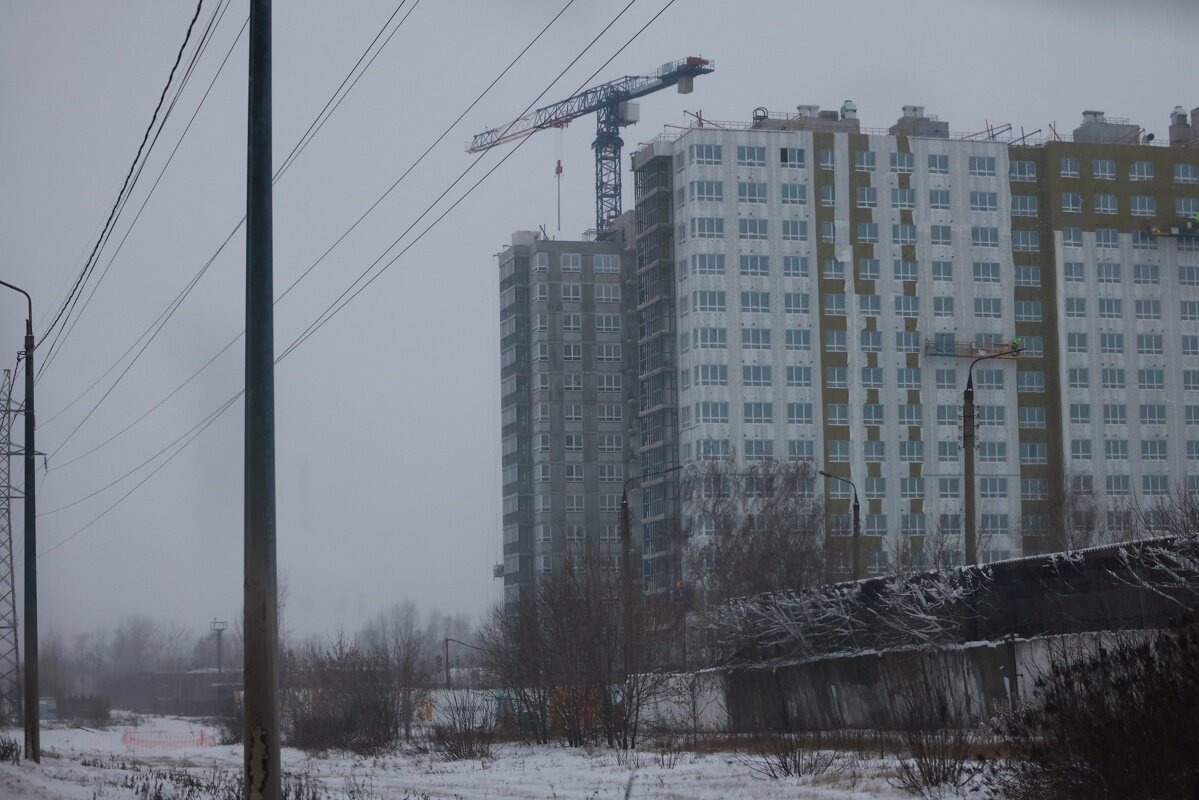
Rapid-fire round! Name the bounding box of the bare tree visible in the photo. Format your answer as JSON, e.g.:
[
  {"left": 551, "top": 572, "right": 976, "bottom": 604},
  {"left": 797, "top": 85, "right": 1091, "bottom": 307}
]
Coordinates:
[
  {"left": 682, "top": 458, "right": 825, "bottom": 610},
  {"left": 357, "top": 601, "right": 432, "bottom": 740}
]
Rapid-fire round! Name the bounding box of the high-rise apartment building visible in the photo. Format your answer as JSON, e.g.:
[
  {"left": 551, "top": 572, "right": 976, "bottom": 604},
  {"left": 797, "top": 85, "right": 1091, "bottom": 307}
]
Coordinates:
[
  {"left": 497, "top": 220, "right": 638, "bottom": 605},
  {"left": 627, "top": 103, "right": 1199, "bottom": 587}
]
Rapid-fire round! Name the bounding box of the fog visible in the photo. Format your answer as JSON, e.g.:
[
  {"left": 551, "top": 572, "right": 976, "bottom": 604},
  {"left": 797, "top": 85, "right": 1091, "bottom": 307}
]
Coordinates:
[{"left": 0, "top": 0, "right": 1194, "bottom": 642}]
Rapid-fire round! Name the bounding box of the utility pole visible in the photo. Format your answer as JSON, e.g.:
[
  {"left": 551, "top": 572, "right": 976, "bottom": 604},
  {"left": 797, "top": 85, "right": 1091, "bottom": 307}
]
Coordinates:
[
  {"left": 0, "top": 280, "right": 37, "bottom": 762},
  {"left": 963, "top": 345, "right": 1023, "bottom": 565},
  {"left": 243, "top": 2, "right": 279, "bottom": 797},
  {"left": 0, "top": 370, "right": 20, "bottom": 729}
]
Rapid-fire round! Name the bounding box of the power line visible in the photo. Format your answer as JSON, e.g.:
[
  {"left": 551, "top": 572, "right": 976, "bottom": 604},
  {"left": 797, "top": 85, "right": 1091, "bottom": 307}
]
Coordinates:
[
  {"left": 39, "top": 0, "right": 422, "bottom": 445},
  {"left": 43, "top": 0, "right": 576, "bottom": 469},
  {"left": 38, "top": 0, "right": 678, "bottom": 555},
  {"left": 37, "top": 0, "right": 207, "bottom": 374}
]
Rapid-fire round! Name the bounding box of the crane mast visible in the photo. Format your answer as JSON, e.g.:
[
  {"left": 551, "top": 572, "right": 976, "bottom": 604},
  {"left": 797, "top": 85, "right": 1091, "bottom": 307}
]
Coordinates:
[{"left": 468, "top": 56, "right": 714, "bottom": 235}]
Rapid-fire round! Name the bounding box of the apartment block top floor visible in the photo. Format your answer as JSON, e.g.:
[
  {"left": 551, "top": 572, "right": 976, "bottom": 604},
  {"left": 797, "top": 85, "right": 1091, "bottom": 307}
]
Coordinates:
[{"left": 633, "top": 103, "right": 1199, "bottom": 169}]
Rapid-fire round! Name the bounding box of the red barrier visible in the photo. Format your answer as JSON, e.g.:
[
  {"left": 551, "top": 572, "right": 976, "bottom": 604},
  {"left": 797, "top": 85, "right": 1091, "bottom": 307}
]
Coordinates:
[{"left": 121, "top": 728, "right": 216, "bottom": 751}]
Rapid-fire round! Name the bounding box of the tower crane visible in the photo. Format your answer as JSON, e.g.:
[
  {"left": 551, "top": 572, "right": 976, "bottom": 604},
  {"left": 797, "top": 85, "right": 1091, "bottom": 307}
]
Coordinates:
[{"left": 468, "top": 56, "right": 714, "bottom": 236}]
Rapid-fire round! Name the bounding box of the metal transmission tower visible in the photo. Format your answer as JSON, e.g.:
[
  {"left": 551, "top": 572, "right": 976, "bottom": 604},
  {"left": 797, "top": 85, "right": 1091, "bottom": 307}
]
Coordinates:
[
  {"left": 467, "top": 56, "right": 714, "bottom": 235},
  {"left": 0, "top": 369, "right": 20, "bottom": 727}
]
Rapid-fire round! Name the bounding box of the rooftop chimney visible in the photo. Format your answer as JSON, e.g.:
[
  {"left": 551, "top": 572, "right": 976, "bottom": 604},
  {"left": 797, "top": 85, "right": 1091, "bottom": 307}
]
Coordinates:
[
  {"left": 1170, "top": 105, "right": 1197, "bottom": 148},
  {"left": 889, "top": 104, "right": 948, "bottom": 139}
]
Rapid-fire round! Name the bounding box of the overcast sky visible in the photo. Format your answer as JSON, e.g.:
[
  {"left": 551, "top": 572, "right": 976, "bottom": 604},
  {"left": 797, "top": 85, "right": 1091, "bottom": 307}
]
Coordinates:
[{"left": 1, "top": 0, "right": 1195, "bottom": 641}]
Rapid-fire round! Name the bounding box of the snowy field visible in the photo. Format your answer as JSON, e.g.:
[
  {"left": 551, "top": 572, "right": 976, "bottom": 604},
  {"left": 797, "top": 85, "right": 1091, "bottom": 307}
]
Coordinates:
[{"left": 0, "top": 716, "right": 914, "bottom": 799}]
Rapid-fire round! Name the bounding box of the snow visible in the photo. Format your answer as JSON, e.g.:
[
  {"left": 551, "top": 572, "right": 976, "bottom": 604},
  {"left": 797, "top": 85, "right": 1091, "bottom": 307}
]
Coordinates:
[{"left": 0, "top": 716, "right": 913, "bottom": 799}]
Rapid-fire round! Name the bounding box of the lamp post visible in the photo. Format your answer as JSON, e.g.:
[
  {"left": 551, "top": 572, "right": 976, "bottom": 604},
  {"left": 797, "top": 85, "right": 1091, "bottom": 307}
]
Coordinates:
[
  {"left": 211, "top": 619, "right": 228, "bottom": 676},
  {"left": 0, "top": 280, "right": 37, "bottom": 763},
  {"left": 819, "top": 471, "right": 861, "bottom": 580},
  {"left": 442, "top": 637, "right": 485, "bottom": 690},
  {"left": 963, "top": 345, "right": 1023, "bottom": 565}
]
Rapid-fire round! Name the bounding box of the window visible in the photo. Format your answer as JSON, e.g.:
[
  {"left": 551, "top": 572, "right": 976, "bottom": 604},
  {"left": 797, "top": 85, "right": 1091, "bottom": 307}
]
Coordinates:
[
  {"left": 824, "top": 330, "right": 846, "bottom": 352},
  {"left": 827, "top": 404, "right": 849, "bottom": 426},
  {"left": 1021, "top": 442, "right": 1049, "bottom": 466},
  {"left": 781, "top": 183, "right": 806, "bottom": 204},
  {"left": 1178, "top": 197, "right": 1199, "bottom": 218},
  {"left": 979, "top": 442, "right": 1007, "bottom": 463},
  {"left": 736, "top": 145, "right": 766, "bottom": 166},
  {"left": 1095, "top": 193, "right": 1117, "bottom": 215},
  {"left": 1143, "top": 440, "right": 1168, "bottom": 461},
  {"left": 897, "top": 367, "right": 922, "bottom": 389},
  {"left": 934, "top": 296, "right": 954, "bottom": 316},
  {"left": 787, "top": 402, "right": 813, "bottom": 424},
  {"left": 1100, "top": 333, "right": 1125, "bottom": 354},
  {"left": 1093, "top": 159, "right": 1116, "bottom": 180},
  {"left": 1131, "top": 196, "right": 1157, "bottom": 217},
  {"left": 895, "top": 296, "right": 920, "bottom": 317},
  {"left": 929, "top": 189, "right": 950, "bottom": 209},
  {"left": 596, "top": 313, "right": 620, "bottom": 333},
  {"left": 1060, "top": 157, "right": 1080, "bottom": 177},
  {"left": 737, "top": 181, "right": 767, "bottom": 203},
  {"left": 865, "top": 440, "right": 885, "bottom": 461},
  {"left": 738, "top": 218, "right": 768, "bottom": 240},
  {"left": 1063, "top": 227, "right": 1083, "bottom": 247},
  {"left": 1105, "top": 440, "right": 1129, "bottom": 460},
  {"left": 928, "top": 153, "right": 948, "bottom": 174},
  {"left": 1072, "top": 439, "right": 1092, "bottom": 460},
  {"left": 939, "top": 477, "right": 961, "bottom": 499},
  {"left": 898, "top": 404, "right": 922, "bottom": 425},
  {"left": 1065, "top": 297, "right": 1087, "bottom": 318},
  {"left": 892, "top": 188, "right": 916, "bottom": 209},
  {"left": 1136, "top": 299, "right": 1162, "bottom": 320},
  {"left": 693, "top": 253, "right": 725, "bottom": 275},
  {"left": 784, "top": 292, "right": 809, "bottom": 314},
  {"left": 855, "top": 150, "right": 876, "bottom": 171},
  {"left": 931, "top": 225, "right": 952, "bottom": 245},
  {"left": 862, "top": 403, "right": 884, "bottom": 425},
  {"left": 976, "top": 369, "right": 1004, "bottom": 390},
  {"left": 1010, "top": 160, "right": 1036, "bottom": 181},
  {"left": 860, "top": 330, "right": 880, "bottom": 351},
  {"left": 782, "top": 220, "right": 807, "bottom": 241},
  {"left": 1022, "top": 479, "right": 1049, "bottom": 501},
  {"left": 1096, "top": 228, "right": 1119, "bottom": 248},
  {"left": 972, "top": 226, "right": 999, "bottom": 247},
  {"left": 823, "top": 293, "right": 846, "bottom": 316},
  {"left": 819, "top": 148, "right": 835, "bottom": 170},
  {"left": 786, "top": 330, "right": 812, "bottom": 351},
  {"left": 1061, "top": 192, "right": 1082, "bottom": 213},
  {"left": 974, "top": 298, "right": 1002, "bottom": 318},
  {"left": 1067, "top": 332, "right": 1089, "bottom": 353},
  {"left": 980, "top": 476, "right": 1008, "bottom": 497},
  {"left": 743, "top": 402, "right": 772, "bottom": 424},
  {"left": 970, "top": 191, "right": 998, "bottom": 211},
  {"left": 690, "top": 143, "right": 721, "bottom": 164},
  {"left": 1134, "top": 263, "right": 1160, "bottom": 284},
  {"left": 595, "top": 284, "right": 620, "bottom": 303},
  {"left": 780, "top": 146, "right": 805, "bottom": 167},
  {"left": 1064, "top": 262, "right": 1084, "bottom": 282},
  {"left": 1185, "top": 335, "right": 1199, "bottom": 356},
  {"left": 695, "top": 401, "right": 729, "bottom": 424},
  {"left": 694, "top": 327, "right": 727, "bottom": 349},
  {"left": 855, "top": 222, "right": 878, "bottom": 244},
  {"left": 1144, "top": 475, "right": 1170, "bottom": 496},
  {"left": 691, "top": 217, "right": 724, "bottom": 238},
  {"left": 594, "top": 253, "right": 620, "bottom": 274},
  {"left": 1013, "top": 230, "right": 1040, "bottom": 252},
  {"left": 786, "top": 365, "right": 812, "bottom": 387},
  {"left": 1102, "top": 368, "right": 1125, "bottom": 389},
  {"left": 973, "top": 261, "right": 1000, "bottom": 282},
  {"left": 1020, "top": 406, "right": 1047, "bottom": 429},
  {"left": 819, "top": 185, "right": 836, "bottom": 208},
  {"left": 783, "top": 255, "right": 808, "bottom": 277},
  {"left": 1018, "top": 371, "right": 1045, "bottom": 393},
  {"left": 741, "top": 291, "right": 770, "bottom": 313},
  {"left": 1015, "top": 266, "right": 1041, "bottom": 287},
  {"left": 788, "top": 440, "right": 814, "bottom": 460},
  {"left": 900, "top": 477, "right": 925, "bottom": 499},
  {"left": 595, "top": 343, "right": 621, "bottom": 362},
  {"left": 933, "top": 261, "right": 953, "bottom": 281},
  {"left": 741, "top": 328, "right": 771, "bottom": 349},
  {"left": 695, "top": 364, "right": 728, "bottom": 385},
  {"left": 1129, "top": 160, "right": 1154, "bottom": 181},
  {"left": 938, "top": 440, "right": 959, "bottom": 462},
  {"left": 894, "top": 260, "right": 919, "bottom": 281},
  {"left": 1098, "top": 298, "right": 1123, "bottom": 318},
  {"left": 891, "top": 151, "right": 914, "bottom": 173},
  {"left": 743, "top": 365, "right": 772, "bottom": 387},
  {"left": 560, "top": 252, "right": 581, "bottom": 272},
  {"left": 1098, "top": 262, "right": 1122, "bottom": 283},
  {"left": 694, "top": 290, "right": 725, "bottom": 311},
  {"left": 969, "top": 155, "right": 996, "bottom": 176},
  {"left": 690, "top": 180, "right": 723, "bottom": 202},
  {"left": 1012, "top": 195, "right": 1038, "bottom": 217},
  {"left": 597, "top": 374, "right": 621, "bottom": 392},
  {"left": 893, "top": 224, "right": 917, "bottom": 245},
  {"left": 1183, "top": 300, "right": 1199, "bottom": 321}
]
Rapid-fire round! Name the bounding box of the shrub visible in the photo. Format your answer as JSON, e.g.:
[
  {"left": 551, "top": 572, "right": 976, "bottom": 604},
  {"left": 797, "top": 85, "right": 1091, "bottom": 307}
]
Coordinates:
[
  {"left": 986, "top": 626, "right": 1199, "bottom": 800},
  {"left": 430, "top": 690, "right": 495, "bottom": 761},
  {"left": 0, "top": 734, "right": 19, "bottom": 764},
  {"left": 736, "top": 732, "right": 844, "bottom": 781},
  {"left": 59, "top": 694, "right": 111, "bottom": 727}
]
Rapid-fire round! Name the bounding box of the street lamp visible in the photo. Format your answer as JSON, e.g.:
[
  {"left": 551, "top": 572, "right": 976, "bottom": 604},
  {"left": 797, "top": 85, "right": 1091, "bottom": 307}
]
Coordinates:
[
  {"left": 210, "top": 619, "right": 228, "bottom": 676},
  {"left": 442, "top": 637, "right": 485, "bottom": 690},
  {"left": 819, "top": 471, "right": 861, "bottom": 580},
  {"left": 0, "top": 279, "right": 37, "bottom": 762},
  {"left": 963, "top": 344, "right": 1023, "bottom": 565}
]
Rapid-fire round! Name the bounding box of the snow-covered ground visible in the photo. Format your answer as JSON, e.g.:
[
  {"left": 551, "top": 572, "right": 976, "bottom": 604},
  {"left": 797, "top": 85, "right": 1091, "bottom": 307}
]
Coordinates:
[{"left": 0, "top": 716, "right": 914, "bottom": 799}]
